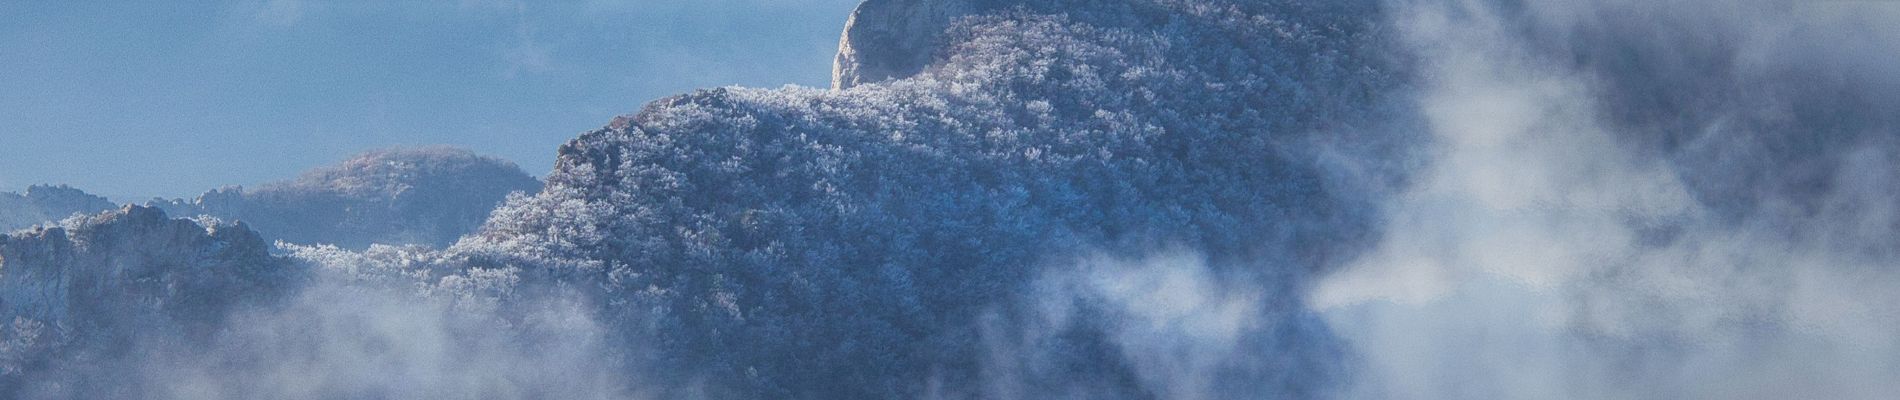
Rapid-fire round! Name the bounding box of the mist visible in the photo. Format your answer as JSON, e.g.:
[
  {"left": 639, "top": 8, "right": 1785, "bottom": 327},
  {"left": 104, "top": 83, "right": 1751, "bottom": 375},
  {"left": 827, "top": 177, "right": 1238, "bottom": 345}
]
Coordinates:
[
  {"left": 144, "top": 243, "right": 633, "bottom": 400},
  {"left": 0, "top": 209, "right": 634, "bottom": 399},
  {"left": 1314, "top": 1, "right": 1900, "bottom": 398}
]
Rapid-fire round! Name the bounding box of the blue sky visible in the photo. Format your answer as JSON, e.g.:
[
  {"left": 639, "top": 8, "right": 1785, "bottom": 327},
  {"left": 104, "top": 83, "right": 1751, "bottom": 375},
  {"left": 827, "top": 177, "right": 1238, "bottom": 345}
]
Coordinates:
[{"left": 0, "top": 0, "right": 861, "bottom": 199}]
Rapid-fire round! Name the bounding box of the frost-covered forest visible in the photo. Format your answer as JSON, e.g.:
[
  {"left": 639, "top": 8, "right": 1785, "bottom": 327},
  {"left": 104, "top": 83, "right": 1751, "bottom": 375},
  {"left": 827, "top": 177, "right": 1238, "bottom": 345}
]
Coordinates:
[{"left": 4, "top": 0, "right": 1900, "bottom": 399}]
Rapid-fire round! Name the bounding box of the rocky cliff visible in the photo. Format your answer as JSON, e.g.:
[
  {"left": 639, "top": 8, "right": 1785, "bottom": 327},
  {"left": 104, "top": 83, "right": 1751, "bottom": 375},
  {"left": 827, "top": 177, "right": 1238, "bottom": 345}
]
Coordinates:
[{"left": 832, "top": 0, "right": 993, "bottom": 89}]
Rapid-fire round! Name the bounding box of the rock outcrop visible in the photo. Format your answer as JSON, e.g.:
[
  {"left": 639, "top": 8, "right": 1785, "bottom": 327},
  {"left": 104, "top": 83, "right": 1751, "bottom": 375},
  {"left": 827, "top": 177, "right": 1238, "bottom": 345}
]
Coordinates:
[{"left": 832, "top": 0, "right": 996, "bottom": 89}]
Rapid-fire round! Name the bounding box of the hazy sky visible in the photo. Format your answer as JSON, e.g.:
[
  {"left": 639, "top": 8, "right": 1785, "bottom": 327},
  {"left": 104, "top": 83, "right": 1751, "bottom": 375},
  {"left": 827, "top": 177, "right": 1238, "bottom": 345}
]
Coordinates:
[{"left": 0, "top": 0, "right": 861, "bottom": 199}]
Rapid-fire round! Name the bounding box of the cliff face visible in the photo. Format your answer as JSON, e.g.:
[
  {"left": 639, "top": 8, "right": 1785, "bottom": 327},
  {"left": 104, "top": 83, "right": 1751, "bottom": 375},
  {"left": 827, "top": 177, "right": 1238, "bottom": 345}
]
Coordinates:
[{"left": 832, "top": 0, "right": 995, "bottom": 89}]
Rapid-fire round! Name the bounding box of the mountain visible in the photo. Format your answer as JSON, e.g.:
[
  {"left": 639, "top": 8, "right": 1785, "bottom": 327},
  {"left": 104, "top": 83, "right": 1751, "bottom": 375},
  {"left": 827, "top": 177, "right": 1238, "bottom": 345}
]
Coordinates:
[
  {"left": 0, "top": 185, "right": 117, "bottom": 233},
  {"left": 0, "top": 206, "right": 300, "bottom": 398},
  {"left": 0, "top": 205, "right": 624, "bottom": 399},
  {"left": 8, "top": 0, "right": 1890, "bottom": 399},
  {"left": 0, "top": 151, "right": 557, "bottom": 398},
  {"left": 153, "top": 147, "right": 542, "bottom": 249},
  {"left": 439, "top": 0, "right": 1408, "bottom": 397}
]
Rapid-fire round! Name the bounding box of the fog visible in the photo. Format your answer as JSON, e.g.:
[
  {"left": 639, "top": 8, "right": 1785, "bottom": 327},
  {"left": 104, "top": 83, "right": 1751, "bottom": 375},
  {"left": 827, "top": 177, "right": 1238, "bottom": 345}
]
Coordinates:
[{"left": 1315, "top": 1, "right": 1900, "bottom": 398}]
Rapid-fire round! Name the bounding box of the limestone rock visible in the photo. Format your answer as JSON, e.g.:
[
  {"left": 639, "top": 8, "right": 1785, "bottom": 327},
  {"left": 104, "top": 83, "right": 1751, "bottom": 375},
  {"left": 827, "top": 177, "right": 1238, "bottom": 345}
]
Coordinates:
[{"left": 831, "top": 0, "right": 999, "bottom": 89}]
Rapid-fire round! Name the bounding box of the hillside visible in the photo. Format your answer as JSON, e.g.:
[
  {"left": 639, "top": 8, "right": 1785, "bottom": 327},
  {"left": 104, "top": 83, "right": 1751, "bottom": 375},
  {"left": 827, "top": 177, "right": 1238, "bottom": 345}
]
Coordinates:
[{"left": 153, "top": 147, "right": 542, "bottom": 249}]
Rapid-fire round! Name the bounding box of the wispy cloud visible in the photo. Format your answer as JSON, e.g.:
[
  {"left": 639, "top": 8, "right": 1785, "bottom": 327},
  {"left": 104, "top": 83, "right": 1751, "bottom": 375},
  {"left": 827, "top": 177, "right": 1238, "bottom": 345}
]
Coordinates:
[
  {"left": 250, "top": 0, "right": 306, "bottom": 27},
  {"left": 501, "top": 32, "right": 555, "bottom": 78}
]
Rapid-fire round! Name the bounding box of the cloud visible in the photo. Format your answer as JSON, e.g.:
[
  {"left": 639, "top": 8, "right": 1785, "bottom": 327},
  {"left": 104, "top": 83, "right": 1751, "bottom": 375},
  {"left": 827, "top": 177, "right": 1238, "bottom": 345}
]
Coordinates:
[
  {"left": 501, "top": 35, "right": 555, "bottom": 78},
  {"left": 250, "top": 0, "right": 306, "bottom": 27},
  {"left": 499, "top": 3, "right": 557, "bottom": 78}
]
